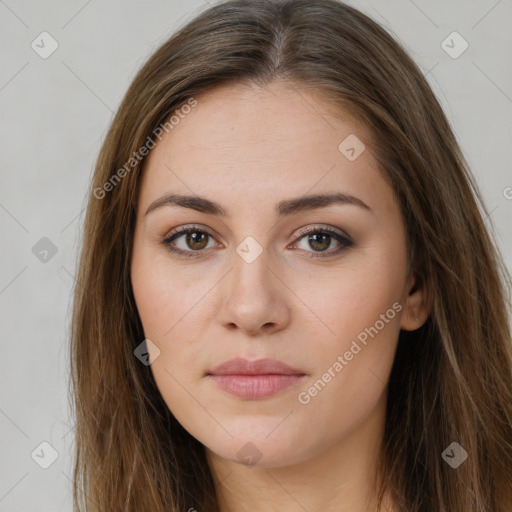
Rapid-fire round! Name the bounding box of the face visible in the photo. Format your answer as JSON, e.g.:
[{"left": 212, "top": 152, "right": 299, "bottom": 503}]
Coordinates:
[{"left": 130, "top": 81, "right": 419, "bottom": 469}]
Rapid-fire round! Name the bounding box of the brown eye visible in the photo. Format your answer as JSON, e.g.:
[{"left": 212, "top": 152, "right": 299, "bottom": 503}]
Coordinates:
[
  {"left": 306, "top": 232, "right": 331, "bottom": 252},
  {"left": 182, "top": 231, "right": 209, "bottom": 250},
  {"left": 162, "top": 226, "right": 217, "bottom": 257},
  {"left": 292, "top": 226, "right": 353, "bottom": 259}
]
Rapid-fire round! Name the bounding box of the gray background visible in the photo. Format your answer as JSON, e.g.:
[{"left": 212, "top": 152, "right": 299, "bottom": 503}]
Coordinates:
[{"left": 0, "top": 0, "right": 511, "bottom": 510}]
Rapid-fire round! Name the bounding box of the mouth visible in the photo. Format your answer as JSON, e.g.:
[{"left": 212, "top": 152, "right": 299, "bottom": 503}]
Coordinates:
[{"left": 206, "top": 357, "right": 306, "bottom": 400}]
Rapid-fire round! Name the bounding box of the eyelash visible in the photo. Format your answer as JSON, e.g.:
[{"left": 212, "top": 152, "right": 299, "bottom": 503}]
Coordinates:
[{"left": 160, "top": 224, "right": 353, "bottom": 259}]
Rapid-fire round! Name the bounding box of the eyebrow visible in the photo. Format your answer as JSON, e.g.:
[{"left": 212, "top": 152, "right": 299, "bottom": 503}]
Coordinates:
[{"left": 145, "top": 192, "right": 372, "bottom": 217}]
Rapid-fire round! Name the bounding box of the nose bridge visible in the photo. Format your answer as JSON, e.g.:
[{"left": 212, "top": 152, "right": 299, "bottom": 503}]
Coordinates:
[
  {"left": 217, "top": 235, "right": 289, "bottom": 333},
  {"left": 232, "top": 237, "right": 273, "bottom": 297}
]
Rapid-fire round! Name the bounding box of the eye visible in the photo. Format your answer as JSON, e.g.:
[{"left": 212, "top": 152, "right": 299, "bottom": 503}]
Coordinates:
[
  {"left": 161, "top": 225, "right": 218, "bottom": 258},
  {"left": 291, "top": 225, "right": 353, "bottom": 258},
  {"left": 160, "top": 224, "right": 353, "bottom": 259}
]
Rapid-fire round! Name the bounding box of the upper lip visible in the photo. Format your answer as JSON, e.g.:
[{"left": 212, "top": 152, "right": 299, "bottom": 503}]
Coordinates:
[{"left": 208, "top": 357, "right": 305, "bottom": 376}]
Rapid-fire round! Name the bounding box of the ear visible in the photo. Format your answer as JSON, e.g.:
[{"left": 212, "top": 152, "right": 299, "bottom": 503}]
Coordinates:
[{"left": 400, "top": 269, "right": 433, "bottom": 331}]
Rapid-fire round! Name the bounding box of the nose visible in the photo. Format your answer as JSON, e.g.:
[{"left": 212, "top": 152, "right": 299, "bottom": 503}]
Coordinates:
[{"left": 216, "top": 247, "right": 291, "bottom": 336}]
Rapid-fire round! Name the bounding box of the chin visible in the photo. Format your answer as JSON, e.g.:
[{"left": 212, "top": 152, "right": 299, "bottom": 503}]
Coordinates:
[{"left": 199, "top": 420, "right": 319, "bottom": 469}]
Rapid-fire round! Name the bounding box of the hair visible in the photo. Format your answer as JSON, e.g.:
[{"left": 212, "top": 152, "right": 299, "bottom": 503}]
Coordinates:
[{"left": 68, "top": 0, "right": 512, "bottom": 510}]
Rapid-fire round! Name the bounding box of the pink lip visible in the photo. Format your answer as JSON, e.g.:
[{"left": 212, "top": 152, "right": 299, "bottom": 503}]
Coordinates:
[{"left": 207, "top": 358, "right": 306, "bottom": 400}]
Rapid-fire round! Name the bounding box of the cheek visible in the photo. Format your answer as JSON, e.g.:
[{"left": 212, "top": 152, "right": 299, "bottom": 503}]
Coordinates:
[
  {"left": 132, "top": 268, "right": 174, "bottom": 339},
  {"left": 131, "top": 247, "right": 201, "bottom": 339},
  {"left": 130, "top": 247, "right": 217, "bottom": 389},
  {"left": 130, "top": 255, "right": 207, "bottom": 420},
  {"left": 292, "top": 260, "right": 403, "bottom": 352},
  {"left": 290, "top": 249, "right": 404, "bottom": 406},
  {"left": 291, "top": 275, "right": 401, "bottom": 454}
]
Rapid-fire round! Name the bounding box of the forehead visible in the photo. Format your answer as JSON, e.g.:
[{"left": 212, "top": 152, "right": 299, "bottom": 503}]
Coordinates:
[{"left": 138, "top": 81, "right": 392, "bottom": 217}]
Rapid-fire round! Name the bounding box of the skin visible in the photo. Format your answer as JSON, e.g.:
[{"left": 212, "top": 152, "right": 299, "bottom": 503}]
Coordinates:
[{"left": 130, "top": 81, "right": 431, "bottom": 512}]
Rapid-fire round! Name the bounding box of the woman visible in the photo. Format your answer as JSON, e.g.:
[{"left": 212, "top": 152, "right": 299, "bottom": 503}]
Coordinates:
[{"left": 69, "top": 0, "right": 512, "bottom": 510}]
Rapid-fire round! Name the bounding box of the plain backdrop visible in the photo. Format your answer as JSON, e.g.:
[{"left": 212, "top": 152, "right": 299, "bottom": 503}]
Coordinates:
[{"left": 0, "top": 0, "right": 511, "bottom": 510}]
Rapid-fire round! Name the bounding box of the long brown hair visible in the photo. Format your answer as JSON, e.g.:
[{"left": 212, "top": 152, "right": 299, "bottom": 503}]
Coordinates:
[{"left": 69, "top": 0, "right": 512, "bottom": 510}]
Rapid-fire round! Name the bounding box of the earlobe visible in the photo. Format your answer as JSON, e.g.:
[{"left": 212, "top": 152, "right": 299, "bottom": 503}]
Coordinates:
[{"left": 400, "top": 271, "right": 433, "bottom": 331}]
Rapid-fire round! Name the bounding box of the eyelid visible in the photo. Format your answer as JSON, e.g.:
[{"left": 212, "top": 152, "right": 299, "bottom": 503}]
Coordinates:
[
  {"left": 162, "top": 223, "right": 216, "bottom": 240},
  {"left": 292, "top": 223, "right": 350, "bottom": 241}
]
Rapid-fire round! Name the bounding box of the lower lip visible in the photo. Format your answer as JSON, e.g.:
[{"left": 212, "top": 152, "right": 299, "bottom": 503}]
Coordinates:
[{"left": 209, "top": 374, "right": 305, "bottom": 399}]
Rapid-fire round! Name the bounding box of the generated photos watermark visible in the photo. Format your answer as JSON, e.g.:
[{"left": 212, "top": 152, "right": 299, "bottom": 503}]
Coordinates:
[
  {"left": 93, "top": 97, "right": 198, "bottom": 200},
  {"left": 297, "top": 301, "right": 403, "bottom": 405}
]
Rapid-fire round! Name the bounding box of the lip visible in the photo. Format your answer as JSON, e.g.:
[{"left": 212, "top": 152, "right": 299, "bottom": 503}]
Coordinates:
[
  {"left": 209, "top": 357, "right": 305, "bottom": 376},
  {"left": 207, "top": 357, "right": 306, "bottom": 400}
]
